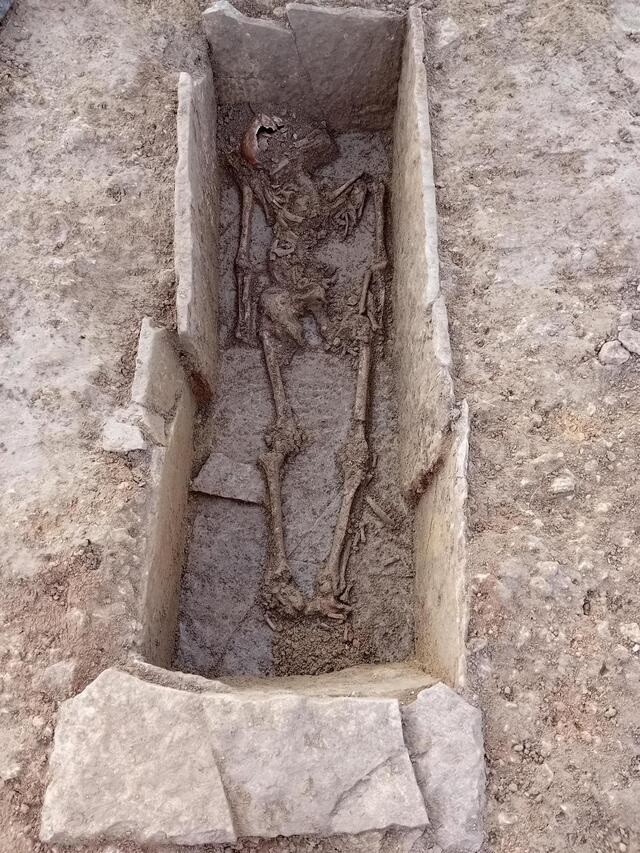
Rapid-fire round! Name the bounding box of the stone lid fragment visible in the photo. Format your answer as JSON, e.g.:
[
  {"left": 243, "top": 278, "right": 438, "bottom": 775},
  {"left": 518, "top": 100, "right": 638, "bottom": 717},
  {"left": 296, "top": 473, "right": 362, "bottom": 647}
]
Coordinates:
[
  {"left": 203, "top": 692, "right": 428, "bottom": 838},
  {"left": 40, "top": 668, "right": 429, "bottom": 845},
  {"left": 402, "top": 683, "right": 485, "bottom": 853},
  {"left": 192, "top": 451, "right": 265, "bottom": 504},
  {"left": 40, "top": 670, "right": 236, "bottom": 846}
]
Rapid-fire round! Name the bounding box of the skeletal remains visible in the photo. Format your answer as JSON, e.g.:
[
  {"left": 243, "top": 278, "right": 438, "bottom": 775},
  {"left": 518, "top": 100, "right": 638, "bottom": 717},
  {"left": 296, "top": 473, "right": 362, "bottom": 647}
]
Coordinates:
[{"left": 227, "top": 113, "right": 387, "bottom": 621}]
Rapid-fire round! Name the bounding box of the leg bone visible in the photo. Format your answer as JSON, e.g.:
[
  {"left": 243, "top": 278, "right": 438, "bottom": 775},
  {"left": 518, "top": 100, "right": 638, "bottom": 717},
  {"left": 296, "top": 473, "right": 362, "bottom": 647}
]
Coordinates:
[
  {"left": 259, "top": 329, "right": 305, "bottom": 615},
  {"left": 235, "top": 183, "right": 256, "bottom": 343}
]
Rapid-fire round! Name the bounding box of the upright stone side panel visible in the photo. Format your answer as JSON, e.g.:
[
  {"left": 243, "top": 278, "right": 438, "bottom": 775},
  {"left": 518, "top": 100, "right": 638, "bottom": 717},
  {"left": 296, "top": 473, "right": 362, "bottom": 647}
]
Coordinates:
[
  {"left": 203, "top": 1, "right": 403, "bottom": 130},
  {"left": 414, "top": 402, "right": 469, "bottom": 686},
  {"left": 141, "top": 386, "right": 195, "bottom": 666},
  {"left": 285, "top": 4, "right": 403, "bottom": 130},
  {"left": 131, "top": 317, "right": 184, "bottom": 416},
  {"left": 175, "top": 69, "right": 219, "bottom": 397},
  {"left": 203, "top": 1, "right": 307, "bottom": 105},
  {"left": 392, "top": 7, "right": 455, "bottom": 498}
]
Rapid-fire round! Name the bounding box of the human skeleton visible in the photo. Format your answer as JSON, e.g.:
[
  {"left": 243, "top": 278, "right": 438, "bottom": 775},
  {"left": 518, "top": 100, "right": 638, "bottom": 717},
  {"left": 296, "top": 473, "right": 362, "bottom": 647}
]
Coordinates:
[{"left": 227, "top": 115, "right": 387, "bottom": 621}]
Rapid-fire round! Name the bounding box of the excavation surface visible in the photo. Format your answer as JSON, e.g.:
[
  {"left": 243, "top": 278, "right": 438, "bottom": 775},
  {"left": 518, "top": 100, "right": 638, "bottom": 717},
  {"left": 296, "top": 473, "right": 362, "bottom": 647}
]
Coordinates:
[{"left": 174, "top": 106, "right": 414, "bottom": 678}]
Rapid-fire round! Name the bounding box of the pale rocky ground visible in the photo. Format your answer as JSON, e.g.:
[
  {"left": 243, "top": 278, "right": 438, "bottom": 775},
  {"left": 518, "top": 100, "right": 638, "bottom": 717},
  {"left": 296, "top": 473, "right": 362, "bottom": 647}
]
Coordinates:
[{"left": 1, "top": 0, "right": 640, "bottom": 852}]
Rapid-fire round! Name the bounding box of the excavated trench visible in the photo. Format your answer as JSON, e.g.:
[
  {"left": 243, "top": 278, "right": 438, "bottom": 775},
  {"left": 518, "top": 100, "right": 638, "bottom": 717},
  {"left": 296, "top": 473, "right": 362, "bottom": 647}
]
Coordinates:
[
  {"left": 175, "top": 112, "right": 413, "bottom": 677},
  {"left": 139, "top": 2, "right": 468, "bottom": 693},
  {"left": 37, "top": 9, "right": 484, "bottom": 847}
]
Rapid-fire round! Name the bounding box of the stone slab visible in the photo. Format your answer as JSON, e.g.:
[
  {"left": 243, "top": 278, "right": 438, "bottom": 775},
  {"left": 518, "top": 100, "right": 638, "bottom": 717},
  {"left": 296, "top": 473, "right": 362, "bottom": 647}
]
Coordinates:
[
  {"left": 414, "top": 402, "right": 469, "bottom": 686},
  {"left": 402, "top": 683, "right": 485, "bottom": 853},
  {"left": 40, "top": 670, "right": 236, "bottom": 846},
  {"left": 203, "top": 1, "right": 307, "bottom": 105},
  {"left": 618, "top": 326, "right": 640, "bottom": 354},
  {"left": 41, "top": 669, "right": 429, "bottom": 844},
  {"left": 131, "top": 317, "right": 184, "bottom": 416},
  {"left": 192, "top": 451, "right": 264, "bottom": 504},
  {"left": 392, "top": 7, "right": 455, "bottom": 497},
  {"left": 286, "top": 4, "right": 403, "bottom": 130},
  {"left": 0, "top": 0, "right": 12, "bottom": 21},
  {"left": 175, "top": 69, "right": 219, "bottom": 397},
  {"left": 222, "top": 661, "right": 435, "bottom": 700},
  {"left": 33, "top": 660, "right": 76, "bottom": 702},
  {"left": 141, "top": 386, "right": 195, "bottom": 667},
  {"left": 102, "top": 417, "right": 146, "bottom": 453},
  {"left": 203, "top": 692, "right": 428, "bottom": 838}
]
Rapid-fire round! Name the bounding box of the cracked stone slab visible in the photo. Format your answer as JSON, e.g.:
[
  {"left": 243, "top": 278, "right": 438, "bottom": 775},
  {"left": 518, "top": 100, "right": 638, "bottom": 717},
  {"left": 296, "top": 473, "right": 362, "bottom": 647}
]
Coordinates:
[
  {"left": 203, "top": 692, "right": 428, "bottom": 838},
  {"left": 40, "top": 670, "right": 236, "bottom": 846},
  {"left": 402, "top": 683, "right": 485, "bottom": 853},
  {"left": 40, "top": 669, "right": 428, "bottom": 844},
  {"left": 203, "top": 1, "right": 307, "bottom": 104},
  {"left": 192, "top": 451, "right": 264, "bottom": 504},
  {"left": 286, "top": 4, "right": 404, "bottom": 130}
]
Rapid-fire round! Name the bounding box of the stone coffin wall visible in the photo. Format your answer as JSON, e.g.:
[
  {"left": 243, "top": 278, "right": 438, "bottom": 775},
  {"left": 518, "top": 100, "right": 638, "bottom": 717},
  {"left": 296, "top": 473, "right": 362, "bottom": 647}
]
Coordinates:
[
  {"left": 100, "top": 318, "right": 196, "bottom": 668},
  {"left": 202, "top": 1, "right": 404, "bottom": 131},
  {"left": 391, "top": 6, "right": 455, "bottom": 500},
  {"left": 175, "top": 68, "right": 219, "bottom": 398},
  {"left": 391, "top": 8, "right": 468, "bottom": 687},
  {"left": 414, "top": 403, "right": 470, "bottom": 687}
]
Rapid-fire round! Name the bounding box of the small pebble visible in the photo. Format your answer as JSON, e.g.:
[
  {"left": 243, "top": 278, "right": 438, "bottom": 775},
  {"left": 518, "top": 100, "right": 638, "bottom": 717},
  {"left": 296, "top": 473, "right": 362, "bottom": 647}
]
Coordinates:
[
  {"left": 598, "top": 340, "right": 630, "bottom": 365},
  {"left": 619, "top": 327, "right": 640, "bottom": 355},
  {"left": 548, "top": 473, "right": 576, "bottom": 495}
]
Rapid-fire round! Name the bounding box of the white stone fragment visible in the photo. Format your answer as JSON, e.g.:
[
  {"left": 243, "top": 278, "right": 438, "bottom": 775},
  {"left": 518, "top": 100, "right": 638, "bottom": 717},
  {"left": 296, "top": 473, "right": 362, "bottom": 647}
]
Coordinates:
[
  {"left": 548, "top": 471, "right": 576, "bottom": 495},
  {"left": 192, "top": 452, "right": 265, "bottom": 504},
  {"left": 33, "top": 660, "right": 76, "bottom": 702},
  {"left": 40, "top": 670, "right": 236, "bottom": 846},
  {"left": 620, "top": 622, "right": 640, "bottom": 644},
  {"left": 102, "top": 417, "right": 146, "bottom": 453},
  {"left": 618, "top": 327, "right": 640, "bottom": 355},
  {"left": 402, "top": 683, "right": 485, "bottom": 853},
  {"left": 0, "top": 724, "right": 26, "bottom": 781},
  {"left": 598, "top": 340, "right": 630, "bottom": 365},
  {"left": 131, "top": 317, "right": 184, "bottom": 416}
]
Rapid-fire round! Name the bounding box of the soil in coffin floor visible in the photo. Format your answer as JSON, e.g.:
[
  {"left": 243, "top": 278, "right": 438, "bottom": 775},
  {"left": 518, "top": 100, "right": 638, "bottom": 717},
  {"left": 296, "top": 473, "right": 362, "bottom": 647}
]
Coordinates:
[{"left": 173, "top": 104, "right": 415, "bottom": 678}]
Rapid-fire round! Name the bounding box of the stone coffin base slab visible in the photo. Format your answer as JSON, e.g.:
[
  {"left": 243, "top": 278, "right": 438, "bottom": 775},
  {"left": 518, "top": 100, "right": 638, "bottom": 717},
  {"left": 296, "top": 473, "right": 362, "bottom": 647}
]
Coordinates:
[{"left": 40, "top": 669, "right": 485, "bottom": 850}]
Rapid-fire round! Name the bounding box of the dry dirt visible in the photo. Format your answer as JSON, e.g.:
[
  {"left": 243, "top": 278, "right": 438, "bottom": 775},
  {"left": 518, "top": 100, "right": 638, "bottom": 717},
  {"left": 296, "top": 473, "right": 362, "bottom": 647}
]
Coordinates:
[{"left": 2, "top": 0, "right": 640, "bottom": 852}]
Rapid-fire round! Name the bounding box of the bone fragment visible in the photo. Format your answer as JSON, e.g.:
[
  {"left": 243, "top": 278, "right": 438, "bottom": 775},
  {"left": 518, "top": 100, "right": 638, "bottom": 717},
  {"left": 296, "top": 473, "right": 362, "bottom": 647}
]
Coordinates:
[{"left": 365, "top": 495, "right": 394, "bottom": 527}]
